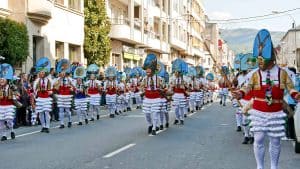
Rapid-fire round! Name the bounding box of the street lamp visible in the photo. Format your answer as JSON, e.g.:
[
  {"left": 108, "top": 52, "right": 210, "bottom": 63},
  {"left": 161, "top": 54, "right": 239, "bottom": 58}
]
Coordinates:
[{"left": 272, "top": 11, "right": 297, "bottom": 70}]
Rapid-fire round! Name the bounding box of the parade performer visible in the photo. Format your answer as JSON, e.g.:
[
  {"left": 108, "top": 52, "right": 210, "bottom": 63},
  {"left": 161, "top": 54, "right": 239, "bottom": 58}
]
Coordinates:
[
  {"left": 157, "top": 61, "right": 170, "bottom": 130},
  {"left": 0, "top": 63, "right": 18, "bottom": 140},
  {"left": 234, "top": 29, "right": 300, "bottom": 169},
  {"left": 187, "top": 66, "right": 198, "bottom": 113},
  {"left": 124, "top": 68, "right": 132, "bottom": 111},
  {"left": 170, "top": 59, "right": 188, "bottom": 125},
  {"left": 54, "top": 59, "right": 74, "bottom": 128},
  {"left": 130, "top": 67, "right": 142, "bottom": 109},
  {"left": 195, "top": 66, "right": 205, "bottom": 109},
  {"left": 73, "top": 66, "right": 89, "bottom": 125},
  {"left": 218, "top": 66, "right": 230, "bottom": 106},
  {"left": 116, "top": 72, "right": 126, "bottom": 114},
  {"left": 33, "top": 57, "right": 52, "bottom": 133},
  {"left": 141, "top": 54, "right": 163, "bottom": 135},
  {"left": 86, "top": 64, "right": 101, "bottom": 121},
  {"left": 206, "top": 72, "right": 215, "bottom": 103},
  {"left": 104, "top": 66, "right": 118, "bottom": 118}
]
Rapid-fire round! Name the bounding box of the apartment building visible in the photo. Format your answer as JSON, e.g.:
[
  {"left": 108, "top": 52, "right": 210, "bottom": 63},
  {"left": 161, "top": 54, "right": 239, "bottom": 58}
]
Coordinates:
[
  {"left": 169, "top": 0, "right": 205, "bottom": 67},
  {"left": 107, "top": 0, "right": 206, "bottom": 71},
  {"left": 278, "top": 26, "right": 300, "bottom": 70},
  {"left": 2, "top": 0, "right": 84, "bottom": 73},
  {"left": 107, "top": 0, "right": 170, "bottom": 71}
]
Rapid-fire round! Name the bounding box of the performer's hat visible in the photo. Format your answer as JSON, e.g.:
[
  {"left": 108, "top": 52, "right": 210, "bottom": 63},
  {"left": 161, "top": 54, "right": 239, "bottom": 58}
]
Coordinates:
[
  {"left": 0, "top": 63, "right": 13, "bottom": 80},
  {"left": 87, "top": 64, "right": 99, "bottom": 75},
  {"left": 143, "top": 53, "right": 157, "bottom": 72},
  {"left": 253, "top": 29, "right": 274, "bottom": 60},
  {"left": 56, "top": 59, "right": 70, "bottom": 73},
  {"left": 195, "top": 65, "right": 205, "bottom": 76},
  {"left": 206, "top": 72, "right": 214, "bottom": 81},
  {"left": 73, "top": 66, "right": 86, "bottom": 79},
  {"left": 172, "top": 58, "right": 188, "bottom": 74},
  {"left": 105, "top": 66, "right": 117, "bottom": 78},
  {"left": 36, "top": 57, "right": 51, "bottom": 73},
  {"left": 187, "top": 66, "right": 197, "bottom": 77}
]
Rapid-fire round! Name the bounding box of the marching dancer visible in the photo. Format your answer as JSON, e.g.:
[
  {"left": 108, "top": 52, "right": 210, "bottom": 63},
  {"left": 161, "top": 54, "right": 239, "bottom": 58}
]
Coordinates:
[
  {"left": 0, "top": 63, "right": 18, "bottom": 140},
  {"left": 86, "top": 64, "right": 101, "bottom": 121},
  {"left": 104, "top": 66, "right": 118, "bottom": 118},
  {"left": 141, "top": 54, "right": 163, "bottom": 135},
  {"left": 169, "top": 59, "right": 188, "bottom": 125},
  {"left": 233, "top": 29, "right": 300, "bottom": 169},
  {"left": 73, "top": 66, "right": 89, "bottom": 125},
  {"left": 54, "top": 59, "right": 74, "bottom": 128},
  {"left": 218, "top": 66, "right": 230, "bottom": 106},
  {"left": 33, "top": 58, "right": 53, "bottom": 133}
]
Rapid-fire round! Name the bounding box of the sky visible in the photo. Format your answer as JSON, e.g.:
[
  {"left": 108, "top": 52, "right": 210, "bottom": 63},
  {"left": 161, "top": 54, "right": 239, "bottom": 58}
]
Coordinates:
[{"left": 202, "top": 0, "right": 300, "bottom": 32}]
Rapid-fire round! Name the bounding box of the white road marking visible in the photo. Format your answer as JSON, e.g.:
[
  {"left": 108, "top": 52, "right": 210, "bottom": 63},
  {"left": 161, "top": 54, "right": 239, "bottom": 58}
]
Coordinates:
[
  {"left": 126, "top": 115, "right": 144, "bottom": 118},
  {"left": 149, "top": 128, "right": 167, "bottom": 136},
  {"left": 15, "top": 131, "right": 41, "bottom": 138},
  {"left": 102, "top": 143, "right": 136, "bottom": 158},
  {"left": 13, "top": 114, "right": 111, "bottom": 139}
]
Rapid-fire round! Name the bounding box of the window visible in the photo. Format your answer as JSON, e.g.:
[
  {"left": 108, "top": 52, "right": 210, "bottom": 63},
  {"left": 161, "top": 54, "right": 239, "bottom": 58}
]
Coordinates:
[
  {"left": 69, "top": 0, "right": 81, "bottom": 11},
  {"left": 134, "top": 6, "right": 140, "bottom": 18},
  {"left": 55, "top": 41, "right": 64, "bottom": 59},
  {"left": 55, "top": 0, "right": 64, "bottom": 5},
  {"left": 69, "top": 44, "right": 81, "bottom": 62}
]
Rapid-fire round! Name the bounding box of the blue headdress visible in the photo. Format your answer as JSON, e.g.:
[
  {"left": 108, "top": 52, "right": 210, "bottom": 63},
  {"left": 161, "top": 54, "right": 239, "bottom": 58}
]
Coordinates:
[
  {"left": 136, "top": 67, "right": 145, "bottom": 77},
  {"left": 195, "top": 65, "right": 205, "bottom": 77},
  {"left": 87, "top": 64, "right": 99, "bottom": 75},
  {"left": 105, "top": 66, "right": 117, "bottom": 78},
  {"left": 157, "top": 61, "right": 166, "bottom": 77},
  {"left": 187, "top": 66, "right": 197, "bottom": 77},
  {"left": 124, "top": 67, "right": 132, "bottom": 77},
  {"left": 221, "top": 66, "right": 229, "bottom": 75},
  {"left": 56, "top": 59, "right": 70, "bottom": 73},
  {"left": 172, "top": 58, "right": 188, "bottom": 74},
  {"left": 143, "top": 53, "right": 157, "bottom": 72},
  {"left": 36, "top": 57, "right": 51, "bottom": 73},
  {"left": 253, "top": 29, "right": 274, "bottom": 60},
  {"left": 206, "top": 72, "right": 214, "bottom": 81},
  {"left": 0, "top": 63, "right": 13, "bottom": 80},
  {"left": 73, "top": 66, "right": 86, "bottom": 79}
]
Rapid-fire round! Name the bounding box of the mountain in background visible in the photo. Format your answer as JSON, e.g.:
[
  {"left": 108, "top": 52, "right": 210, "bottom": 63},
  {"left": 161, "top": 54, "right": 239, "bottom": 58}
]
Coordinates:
[{"left": 220, "top": 28, "right": 285, "bottom": 54}]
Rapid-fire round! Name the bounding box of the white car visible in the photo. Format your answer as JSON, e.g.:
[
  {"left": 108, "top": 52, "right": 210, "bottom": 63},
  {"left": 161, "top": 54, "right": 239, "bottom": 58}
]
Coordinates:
[{"left": 294, "top": 103, "right": 300, "bottom": 153}]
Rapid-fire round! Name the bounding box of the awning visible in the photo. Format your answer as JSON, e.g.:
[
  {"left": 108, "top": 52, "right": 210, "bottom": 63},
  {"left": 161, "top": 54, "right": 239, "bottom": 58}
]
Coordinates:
[
  {"left": 133, "top": 55, "right": 141, "bottom": 61},
  {"left": 124, "top": 52, "right": 134, "bottom": 59}
]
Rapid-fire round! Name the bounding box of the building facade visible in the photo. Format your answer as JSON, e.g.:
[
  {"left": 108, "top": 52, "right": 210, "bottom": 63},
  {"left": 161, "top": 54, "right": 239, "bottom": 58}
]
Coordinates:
[
  {"left": 2, "top": 0, "right": 84, "bottom": 73},
  {"left": 106, "top": 0, "right": 206, "bottom": 71},
  {"left": 278, "top": 26, "right": 300, "bottom": 70}
]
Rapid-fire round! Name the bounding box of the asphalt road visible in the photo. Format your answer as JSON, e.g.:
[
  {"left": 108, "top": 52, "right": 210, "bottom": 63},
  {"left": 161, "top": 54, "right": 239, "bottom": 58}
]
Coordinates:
[{"left": 0, "top": 102, "right": 299, "bottom": 169}]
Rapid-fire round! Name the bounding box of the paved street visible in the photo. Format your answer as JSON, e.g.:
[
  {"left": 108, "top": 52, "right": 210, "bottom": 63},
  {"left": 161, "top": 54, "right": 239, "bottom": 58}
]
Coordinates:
[{"left": 0, "top": 102, "right": 299, "bottom": 169}]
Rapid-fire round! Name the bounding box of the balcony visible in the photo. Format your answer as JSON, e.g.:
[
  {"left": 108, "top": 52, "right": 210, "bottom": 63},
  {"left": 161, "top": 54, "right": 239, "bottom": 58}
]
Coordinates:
[
  {"left": 110, "top": 18, "right": 143, "bottom": 45},
  {"left": 27, "top": 0, "right": 53, "bottom": 25}
]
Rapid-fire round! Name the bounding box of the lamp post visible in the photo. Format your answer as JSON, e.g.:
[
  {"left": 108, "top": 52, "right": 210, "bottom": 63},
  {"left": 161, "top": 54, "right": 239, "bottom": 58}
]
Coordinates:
[{"left": 272, "top": 11, "right": 297, "bottom": 70}]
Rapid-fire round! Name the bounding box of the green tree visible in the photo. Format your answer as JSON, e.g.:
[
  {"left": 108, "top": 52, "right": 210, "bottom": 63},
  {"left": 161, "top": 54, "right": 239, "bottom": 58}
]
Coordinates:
[
  {"left": 0, "top": 18, "right": 29, "bottom": 65},
  {"left": 84, "top": 0, "right": 111, "bottom": 66}
]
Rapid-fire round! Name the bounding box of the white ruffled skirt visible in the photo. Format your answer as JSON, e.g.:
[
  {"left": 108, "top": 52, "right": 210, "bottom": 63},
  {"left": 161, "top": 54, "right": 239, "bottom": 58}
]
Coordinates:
[
  {"left": 74, "top": 98, "right": 88, "bottom": 111},
  {"left": 56, "top": 95, "right": 73, "bottom": 108},
  {"left": 89, "top": 94, "right": 101, "bottom": 106},
  {"left": 172, "top": 93, "right": 186, "bottom": 108},
  {"left": 143, "top": 98, "right": 161, "bottom": 114},
  {"left": 0, "top": 105, "right": 16, "bottom": 120},
  {"left": 35, "top": 97, "right": 52, "bottom": 112},
  {"left": 248, "top": 109, "right": 286, "bottom": 138}
]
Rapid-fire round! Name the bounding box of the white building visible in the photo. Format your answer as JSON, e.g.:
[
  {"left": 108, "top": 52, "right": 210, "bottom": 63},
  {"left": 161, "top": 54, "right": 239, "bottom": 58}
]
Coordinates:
[
  {"left": 107, "top": 0, "right": 170, "bottom": 71},
  {"left": 4, "top": 0, "right": 85, "bottom": 73},
  {"left": 278, "top": 26, "right": 300, "bottom": 71},
  {"left": 106, "top": 0, "right": 206, "bottom": 71}
]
